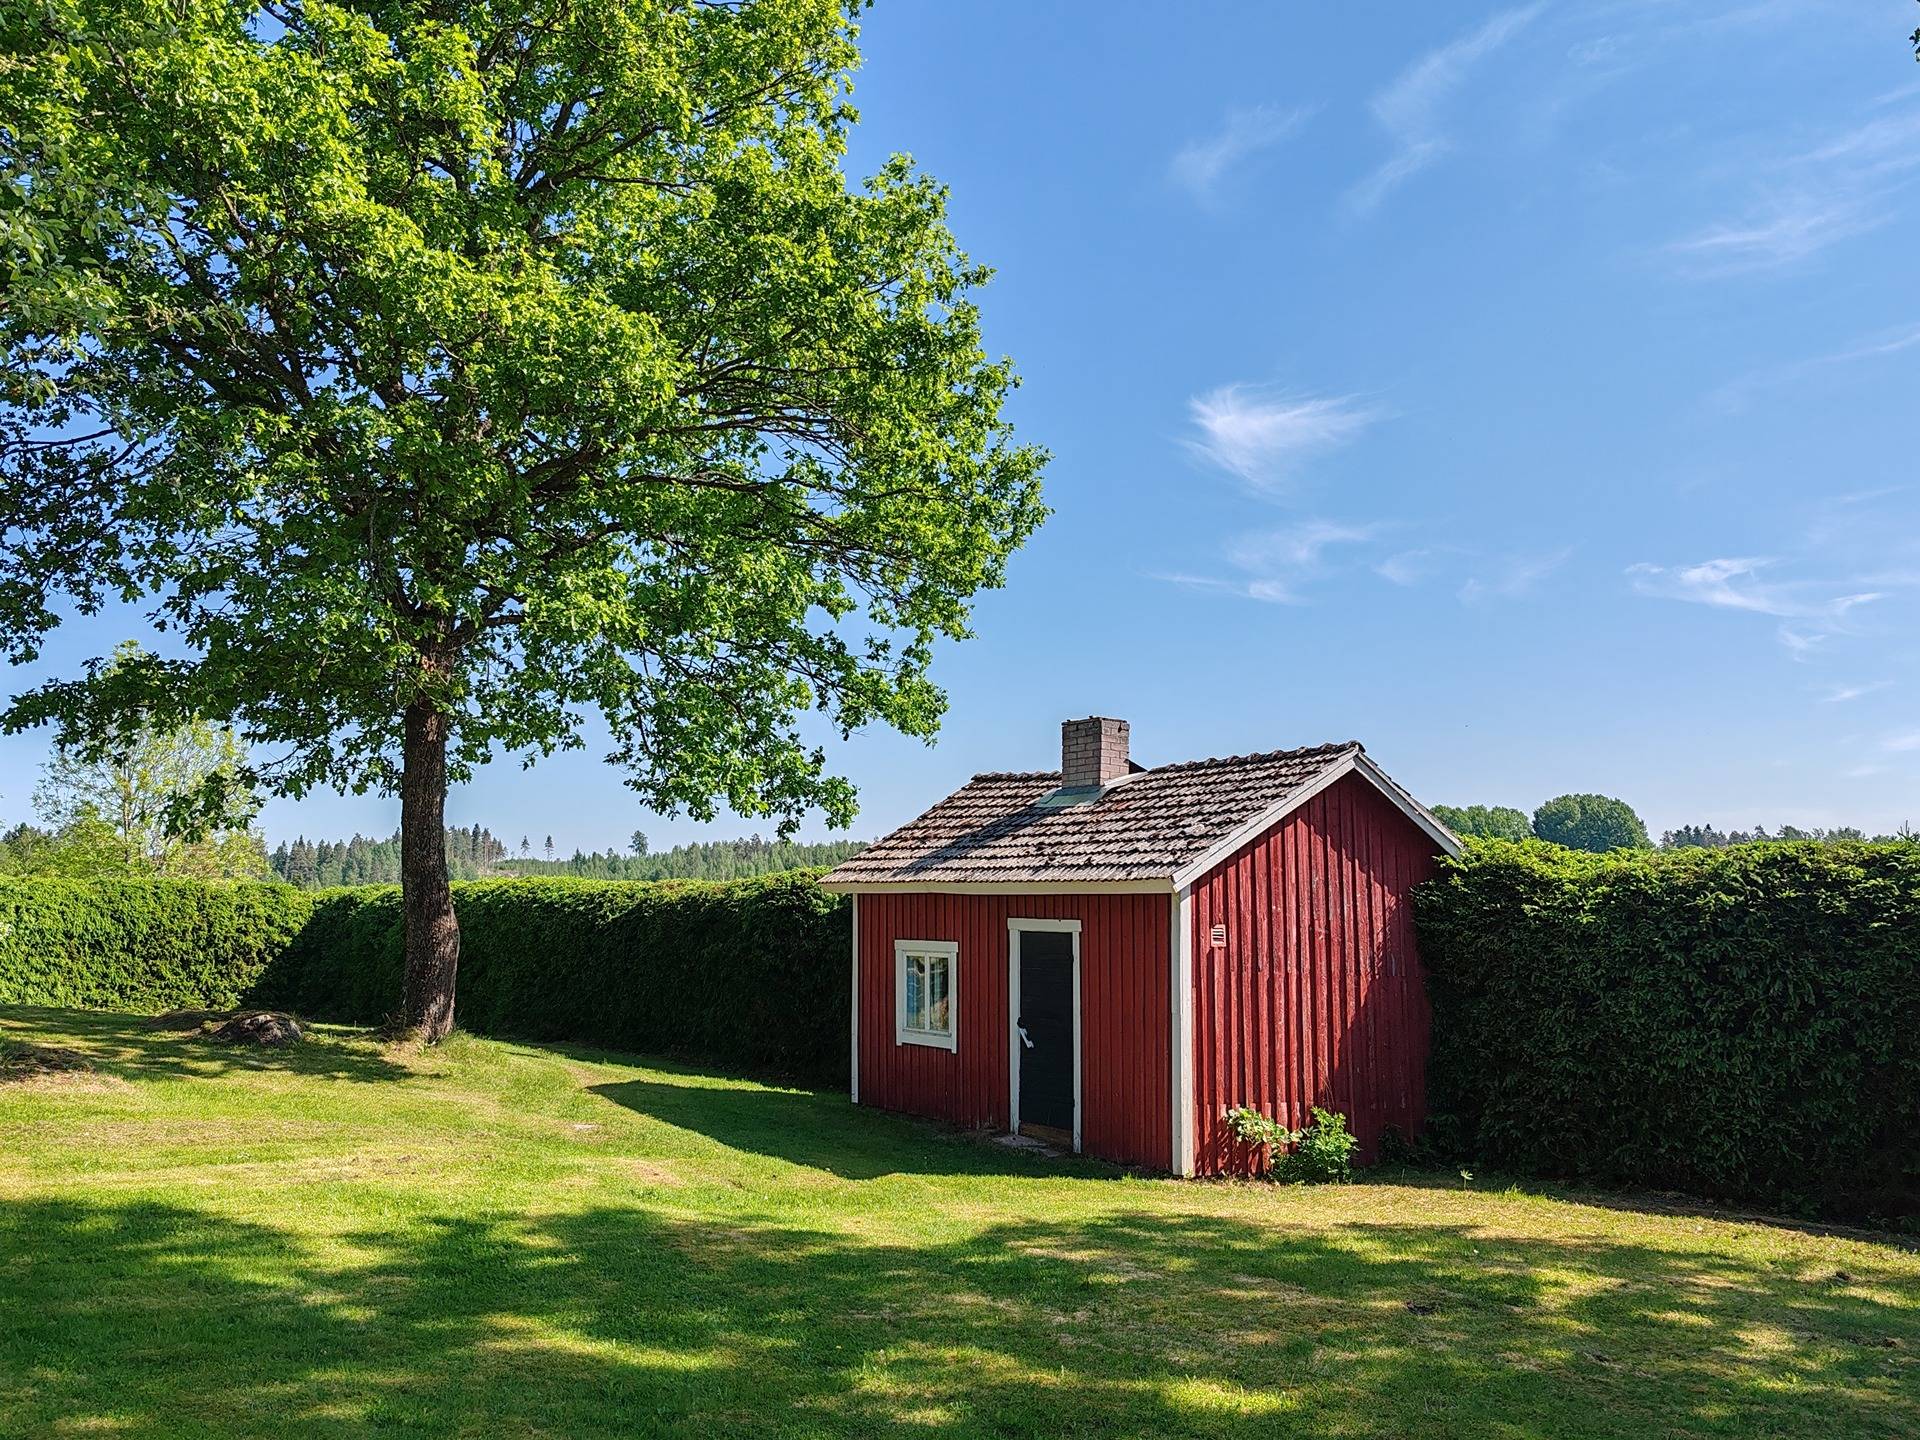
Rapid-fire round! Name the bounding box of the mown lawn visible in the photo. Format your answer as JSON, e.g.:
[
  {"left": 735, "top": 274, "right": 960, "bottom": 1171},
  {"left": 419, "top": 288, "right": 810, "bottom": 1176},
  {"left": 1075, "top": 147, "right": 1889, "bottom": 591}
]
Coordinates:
[{"left": 1, "top": 1006, "right": 1916, "bottom": 1439}]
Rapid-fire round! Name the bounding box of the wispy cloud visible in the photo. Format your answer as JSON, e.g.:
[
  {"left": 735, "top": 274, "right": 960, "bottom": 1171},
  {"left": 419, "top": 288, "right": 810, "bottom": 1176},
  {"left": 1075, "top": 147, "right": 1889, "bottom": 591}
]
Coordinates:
[
  {"left": 1797, "top": 105, "right": 1920, "bottom": 174},
  {"left": 1710, "top": 320, "right": 1920, "bottom": 413},
  {"left": 1629, "top": 556, "right": 1888, "bottom": 658},
  {"left": 1376, "top": 548, "right": 1440, "bottom": 586},
  {"left": 1819, "top": 680, "right": 1891, "bottom": 704},
  {"left": 1159, "top": 520, "right": 1379, "bottom": 605},
  {"left": 1669, "top": 103, "right": 1920, "bottom": 276},
  {"left": 1667, "top": 193, "right": 1880, "bottom": 275},
  {"left": 1184, "top": 385, "right": 1380, "bottom": 493},
  {"left": 1628, "top": 557, "right": 1881, "bottom": 618},
  {"left": 1883, "top": 730, "right": 1920, "bottom": 753},
  {"left": 1170, "top": 104, "right": 1313, "bottom": 202},
  {"left": 1776, "top": 625, "right": 1825, "bottom": 661},
  {"left": 1347, "top": 4, "right": 1545, "bottom": 216},
  {"left": 1458, "top": 547, "right": 1572, "bottom": 604}
]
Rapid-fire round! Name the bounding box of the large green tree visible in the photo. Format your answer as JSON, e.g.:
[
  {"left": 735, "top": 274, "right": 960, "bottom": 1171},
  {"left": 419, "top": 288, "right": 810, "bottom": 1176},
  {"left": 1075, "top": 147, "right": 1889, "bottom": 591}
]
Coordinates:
[
  {"left": 0, "top": 0, "right": 1045, "bottom": 1038},
  {"left": 1531, "top": 793, "right": 1651, "bottom": 853}
]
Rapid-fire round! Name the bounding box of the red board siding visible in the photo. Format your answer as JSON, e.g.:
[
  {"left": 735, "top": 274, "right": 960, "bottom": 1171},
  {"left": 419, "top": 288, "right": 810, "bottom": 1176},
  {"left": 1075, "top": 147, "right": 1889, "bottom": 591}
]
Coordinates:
[
  {"left": 1189, "top": 772, "right": 1438, "bottom": 1176},
  {"left": 856, "top": 891, "right": 1171, "bottom": 1169}
]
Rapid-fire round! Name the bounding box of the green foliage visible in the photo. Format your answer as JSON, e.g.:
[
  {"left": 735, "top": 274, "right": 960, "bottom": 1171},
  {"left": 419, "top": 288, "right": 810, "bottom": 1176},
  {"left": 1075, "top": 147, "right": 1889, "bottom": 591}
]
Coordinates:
[
  {"left": 1224, "top": 1106, "right": 1358, "bottom": 1184},
  {"left": 496, "top": 835, "right": 867, "bottom": 882},
  {"left": 0, "top": 0, "right": 1047, "bottom": 836},
  {"left": 270, "top": 826, "right": 510, "bottom": 887},
  {"left": 263, "top": 829, "right": 866, "bottom": 886},
  {"left": 254, "top": 872, "right": 851, "bottom": 1078},
  {"left": 1531, "top": 793, "right": 1650, "bottom": 852},
  {"left": 0, "top": 870, "right": 851, "bottom": 1077},
  {"left": 1416, "top": 839, "right": 1920, "bottom": 1218},
  {"left": 1662, "top": 822, "right": 1890, "bottom": 848},
  {"left": 5, "top": 644, "right": 268, "bottom": 880},
  {"left": 1430, "top": 804, "right": 1532, "bottom": 842},
  {"left": 0, "top": 818, "right": 126, "bottom": 879},
  {"left": 0, "top": 878, "right": 312, "bottom": 1012}
]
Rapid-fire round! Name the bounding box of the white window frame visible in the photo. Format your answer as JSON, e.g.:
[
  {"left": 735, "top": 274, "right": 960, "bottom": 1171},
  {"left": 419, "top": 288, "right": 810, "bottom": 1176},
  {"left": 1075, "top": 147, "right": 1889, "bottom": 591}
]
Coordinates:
[{"left": 894, "top": 939, "right": 959, "bottom": 1051}]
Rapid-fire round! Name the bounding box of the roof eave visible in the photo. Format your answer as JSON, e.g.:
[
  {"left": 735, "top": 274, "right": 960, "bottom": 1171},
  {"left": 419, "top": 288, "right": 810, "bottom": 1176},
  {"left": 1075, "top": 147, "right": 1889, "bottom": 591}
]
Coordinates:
[
  {"left": 1168, "top": 748, "right": 1461, "bottom": 889},
  {"left": 1351, "top": 751, "right": 1465, "bottom": 859},
  {"left": 816, "top": 876, "right": 1177, "bottom": 896}
]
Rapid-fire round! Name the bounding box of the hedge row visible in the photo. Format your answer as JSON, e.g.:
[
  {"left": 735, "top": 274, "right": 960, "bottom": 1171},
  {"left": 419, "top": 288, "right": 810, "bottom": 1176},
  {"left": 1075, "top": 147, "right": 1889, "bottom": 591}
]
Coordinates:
[
  {"left": 0, "top": 877, "right": 313, "bottom": 1013},
  {"left": 1415, "top": 840, "right": 1920, "bottom": 1219},
  {"left": 251, "top": 873, "right": 851, "bottom": 1078},
  {"left": 0, "top": 872, "right": 851, "bottom": 1081}
]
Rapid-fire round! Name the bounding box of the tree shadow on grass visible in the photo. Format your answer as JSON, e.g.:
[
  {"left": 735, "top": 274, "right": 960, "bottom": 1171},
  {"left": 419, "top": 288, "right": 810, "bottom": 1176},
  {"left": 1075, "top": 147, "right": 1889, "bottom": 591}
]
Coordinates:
[
  {"left": 0, "top": 1005, "right": 412, "bottom": 1084},
  {"left": 585, "top": 1073, "right": 1082, "bottom": 1181},
  {"left": 3, "top": 1191, "right": 1916, "bottom": 1439},
  {"left": 1370, "top": 1164, "right": 1920, "bottom": 1250}
]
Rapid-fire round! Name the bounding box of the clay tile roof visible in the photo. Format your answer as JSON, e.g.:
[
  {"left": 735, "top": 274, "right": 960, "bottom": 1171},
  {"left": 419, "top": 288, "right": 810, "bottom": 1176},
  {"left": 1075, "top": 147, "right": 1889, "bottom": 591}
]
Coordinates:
[{"left": 822, "top": 742, "right": 1366, "bottom": 887}]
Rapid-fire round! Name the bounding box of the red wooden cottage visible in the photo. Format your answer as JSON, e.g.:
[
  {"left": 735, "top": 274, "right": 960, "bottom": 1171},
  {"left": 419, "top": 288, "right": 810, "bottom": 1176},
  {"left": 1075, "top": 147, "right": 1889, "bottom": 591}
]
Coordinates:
[{"left": 819, "top": 717, "right": 1461, "bottom": 1176}]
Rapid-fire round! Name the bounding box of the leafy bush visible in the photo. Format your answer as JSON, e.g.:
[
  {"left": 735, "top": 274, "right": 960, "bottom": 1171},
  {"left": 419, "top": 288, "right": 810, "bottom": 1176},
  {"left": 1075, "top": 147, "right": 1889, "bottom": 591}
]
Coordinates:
[
  {"left": 1429, "top": 804, "right": 1532, "bottom": 842},
  {"left": 0, "top": 871, "right": 851, "bottom": 1081},
  {"left": 252, "top": 871, "right": 851, "bottom": 1079},
  {"left": 0, "top": 877, "right": 313, "bottom": 1012},
  {"left": 1416, "top": 839, "right": 1920, "bottom": 1219},
  {"left": 1225, "top": 1105, "right": 1358, "bottom": 1183}
]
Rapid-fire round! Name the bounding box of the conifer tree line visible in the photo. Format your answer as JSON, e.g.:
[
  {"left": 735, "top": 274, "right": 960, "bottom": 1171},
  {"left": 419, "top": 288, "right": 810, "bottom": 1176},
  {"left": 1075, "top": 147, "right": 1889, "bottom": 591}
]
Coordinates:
[
  {"left": 269, "top": 827, "right": 509, "bottom": 888},
  {"left": 267, "top": 829, "right": 866, "bottom": 888},
  {"left": 493, "top": 836, "right": 868, "bottom": 883}
]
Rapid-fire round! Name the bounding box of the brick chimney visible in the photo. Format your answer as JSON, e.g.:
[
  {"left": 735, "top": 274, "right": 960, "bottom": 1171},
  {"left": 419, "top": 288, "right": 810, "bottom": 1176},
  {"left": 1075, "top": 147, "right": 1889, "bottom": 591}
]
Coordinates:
[{"left": 1061, "top": 716, "right": 1130, "bottom": 789}]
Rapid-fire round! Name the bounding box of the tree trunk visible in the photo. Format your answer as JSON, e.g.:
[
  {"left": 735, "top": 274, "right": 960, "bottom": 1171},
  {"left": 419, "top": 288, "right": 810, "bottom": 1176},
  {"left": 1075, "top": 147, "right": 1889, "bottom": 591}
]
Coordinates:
[{"left": 399, "top": 697, "right": 459, "bottom": 1042}]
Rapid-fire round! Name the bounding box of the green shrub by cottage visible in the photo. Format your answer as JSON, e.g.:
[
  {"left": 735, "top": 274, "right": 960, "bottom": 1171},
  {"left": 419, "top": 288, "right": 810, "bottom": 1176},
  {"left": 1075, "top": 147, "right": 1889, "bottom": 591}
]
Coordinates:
[
  {"left": 251, "top": 872, "right": 851, "bottom": 1078},
  {"left": 1225, "top": 1106, "right": 1359, "bottom": 1184},
  {"left": 0, "top": 871, "right": 851, "bottom": 1081},
  {"left": 1415, "top": 839, "right": 1920, "bottom": 1220}
]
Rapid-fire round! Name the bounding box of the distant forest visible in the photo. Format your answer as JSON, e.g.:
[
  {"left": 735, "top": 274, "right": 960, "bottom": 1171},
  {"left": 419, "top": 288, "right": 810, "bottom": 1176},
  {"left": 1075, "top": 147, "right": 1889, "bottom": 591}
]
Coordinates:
[{"left": 268, "top": 827, "right": 866, "bottom": 888}]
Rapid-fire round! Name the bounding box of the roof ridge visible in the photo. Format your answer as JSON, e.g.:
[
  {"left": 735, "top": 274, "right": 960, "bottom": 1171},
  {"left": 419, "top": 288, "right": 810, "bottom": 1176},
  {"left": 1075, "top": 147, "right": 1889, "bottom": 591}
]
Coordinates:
[
  {"left": 1146, "top": 740, "right": 1361, "bottom": 775},
  {"left": 967, "top": 743, "right": 1360, "bottom": 785}
]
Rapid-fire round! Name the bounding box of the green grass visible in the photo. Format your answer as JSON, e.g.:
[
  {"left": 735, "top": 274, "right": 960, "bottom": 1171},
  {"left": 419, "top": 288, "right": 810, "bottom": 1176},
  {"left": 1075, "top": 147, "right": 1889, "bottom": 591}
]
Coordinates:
[{"left": 2, "top": 1006, "right": 1916, "bottom": 1439}]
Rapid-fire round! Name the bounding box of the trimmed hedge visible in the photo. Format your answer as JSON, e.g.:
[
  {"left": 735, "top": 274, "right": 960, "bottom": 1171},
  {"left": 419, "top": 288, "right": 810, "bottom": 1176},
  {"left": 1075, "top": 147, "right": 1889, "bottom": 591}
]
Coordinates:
[
  {"left": 0, "top": 871, "right": 851, "bottom": 1081},
  {"left": 251, "top": 872, "right": 852, "bottom": 1079},
  {"left": 0, "top": 877, "right": 314, "bottom": 1013},
  {"left": 1416, "top": 840, "right": 1920, "bottom": 1220}
]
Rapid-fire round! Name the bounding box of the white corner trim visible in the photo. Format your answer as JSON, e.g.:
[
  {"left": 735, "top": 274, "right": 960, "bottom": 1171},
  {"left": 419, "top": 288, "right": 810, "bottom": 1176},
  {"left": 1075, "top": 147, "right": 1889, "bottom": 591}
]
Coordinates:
[
  {"left": 893, "top": 938, "right": 959, "bottom": 1051},
  {"left": 1006, "top": 919, "right": 1083, "bottom": 1153},
  {"left": 1170, "top": 886, "right": 1195, "bottom": 1177},
  {"left": 849, "top": 895, "right": 861, "bottom": 1105}
]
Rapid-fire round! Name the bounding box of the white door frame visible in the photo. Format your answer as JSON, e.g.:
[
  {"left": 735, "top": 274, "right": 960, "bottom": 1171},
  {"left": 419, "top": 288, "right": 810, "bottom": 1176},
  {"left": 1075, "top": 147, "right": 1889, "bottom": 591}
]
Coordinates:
[{"left": 1006, "top": 917, "right": 1082, "bottom": 1153}]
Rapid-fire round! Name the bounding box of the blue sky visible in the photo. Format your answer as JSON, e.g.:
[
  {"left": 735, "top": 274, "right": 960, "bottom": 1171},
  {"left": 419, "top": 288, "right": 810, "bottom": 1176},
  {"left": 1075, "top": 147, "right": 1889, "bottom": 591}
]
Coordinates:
[{"left": 6, "top": 0, "right": 1920, "bottom": 848}]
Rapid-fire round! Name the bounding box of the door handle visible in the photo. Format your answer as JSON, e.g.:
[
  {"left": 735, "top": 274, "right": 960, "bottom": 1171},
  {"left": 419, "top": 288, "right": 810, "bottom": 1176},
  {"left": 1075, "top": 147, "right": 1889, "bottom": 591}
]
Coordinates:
[{"left": 1016, "top": 1024, "right": 1034, "bottom": 1050}]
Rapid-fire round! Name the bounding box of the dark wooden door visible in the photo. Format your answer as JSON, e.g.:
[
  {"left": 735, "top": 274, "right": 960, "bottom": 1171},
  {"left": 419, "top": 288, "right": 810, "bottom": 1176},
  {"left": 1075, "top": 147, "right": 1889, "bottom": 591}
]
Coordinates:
[{"left": 1017, "top": 930, "right": 1075, "bottom": 1135}]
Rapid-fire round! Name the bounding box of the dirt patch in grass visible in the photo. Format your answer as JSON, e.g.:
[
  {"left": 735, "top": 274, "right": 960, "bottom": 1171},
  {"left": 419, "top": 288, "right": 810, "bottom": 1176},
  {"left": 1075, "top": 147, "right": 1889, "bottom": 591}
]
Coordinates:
[{"left": 0, "top": 1042, "right": 110, "bottom": 1088}]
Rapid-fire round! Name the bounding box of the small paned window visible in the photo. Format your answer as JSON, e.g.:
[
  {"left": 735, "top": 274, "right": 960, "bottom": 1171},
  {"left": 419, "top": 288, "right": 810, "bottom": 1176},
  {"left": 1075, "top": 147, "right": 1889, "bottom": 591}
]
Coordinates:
[{"left": 894, "top": 940, "right": 959, "bottom": 1050}]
